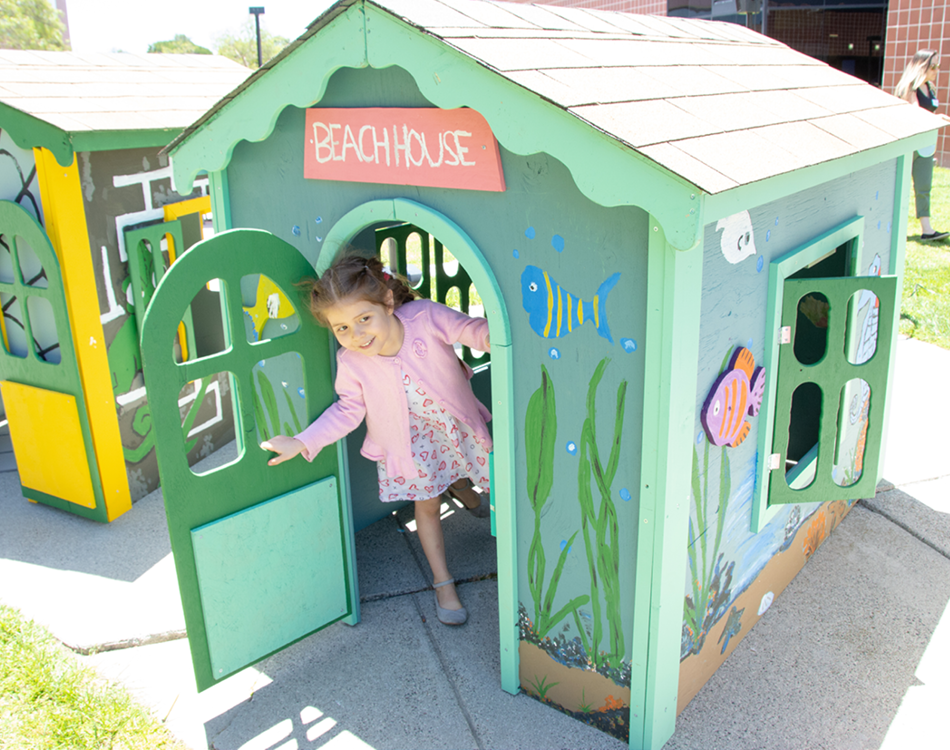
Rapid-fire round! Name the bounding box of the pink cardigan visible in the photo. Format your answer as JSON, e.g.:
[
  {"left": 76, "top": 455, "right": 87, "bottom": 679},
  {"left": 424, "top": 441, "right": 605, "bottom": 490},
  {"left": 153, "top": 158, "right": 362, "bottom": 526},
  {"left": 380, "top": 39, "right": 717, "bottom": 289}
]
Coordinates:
[{"left": 295, "top": 299, "right": 492, "bottom": 479}]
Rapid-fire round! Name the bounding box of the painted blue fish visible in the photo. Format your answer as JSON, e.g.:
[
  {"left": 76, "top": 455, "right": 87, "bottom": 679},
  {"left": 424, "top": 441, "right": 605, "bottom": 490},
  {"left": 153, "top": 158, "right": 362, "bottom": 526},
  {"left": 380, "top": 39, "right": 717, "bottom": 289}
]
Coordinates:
[
  {"left": 521, "top": 265, "right": 620, "bottom": 343},
  {"left": 718, "top": 605, "right": 745, "bottom": 655}
]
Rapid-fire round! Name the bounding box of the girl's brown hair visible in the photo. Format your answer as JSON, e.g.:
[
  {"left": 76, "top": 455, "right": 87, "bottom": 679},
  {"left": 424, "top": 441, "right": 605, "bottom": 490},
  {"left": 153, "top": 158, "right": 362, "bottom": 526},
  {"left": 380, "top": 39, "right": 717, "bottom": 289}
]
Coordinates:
[{"left": 301, "top": 252, "right": 418, "bottom": 327}]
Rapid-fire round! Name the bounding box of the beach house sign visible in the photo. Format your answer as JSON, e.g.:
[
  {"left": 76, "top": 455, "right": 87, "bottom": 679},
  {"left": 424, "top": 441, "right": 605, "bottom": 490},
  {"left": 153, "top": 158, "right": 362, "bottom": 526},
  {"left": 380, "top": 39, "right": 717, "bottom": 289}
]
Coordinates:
[{"left": 304, "top": 108, "right": 506, "bottom": 192}]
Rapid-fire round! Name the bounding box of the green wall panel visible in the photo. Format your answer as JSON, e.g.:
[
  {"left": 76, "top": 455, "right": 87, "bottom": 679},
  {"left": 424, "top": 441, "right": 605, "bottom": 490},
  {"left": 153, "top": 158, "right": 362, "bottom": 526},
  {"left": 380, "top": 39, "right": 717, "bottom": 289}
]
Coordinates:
[{"left": 679, "top": 159, "right": 901, "bottom": 709}]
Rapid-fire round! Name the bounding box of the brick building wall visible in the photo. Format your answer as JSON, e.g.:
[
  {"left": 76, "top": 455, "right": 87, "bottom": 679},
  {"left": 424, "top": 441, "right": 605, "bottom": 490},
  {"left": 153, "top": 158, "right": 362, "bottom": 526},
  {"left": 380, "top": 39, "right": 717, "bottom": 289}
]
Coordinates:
[{"left": 883, "top": 0, "right": 950, "bottom": 166}]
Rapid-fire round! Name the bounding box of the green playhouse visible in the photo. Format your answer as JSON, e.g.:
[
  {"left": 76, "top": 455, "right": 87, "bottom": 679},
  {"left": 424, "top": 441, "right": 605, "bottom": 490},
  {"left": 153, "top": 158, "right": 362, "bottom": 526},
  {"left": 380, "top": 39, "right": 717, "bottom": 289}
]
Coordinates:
[{"left": 134, "top": 1, "right": 943, "bottom": 747}]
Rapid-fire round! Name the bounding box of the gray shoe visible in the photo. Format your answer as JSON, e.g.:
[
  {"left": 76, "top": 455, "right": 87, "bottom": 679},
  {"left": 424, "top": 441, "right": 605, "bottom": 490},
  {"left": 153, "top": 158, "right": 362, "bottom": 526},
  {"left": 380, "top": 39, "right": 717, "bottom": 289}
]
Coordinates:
[
  {"left": 433, "top": 578, "right": 468, "bottom": 625},
  {"left": 446, "top": 483, "right": 491, "bottom": 519}
]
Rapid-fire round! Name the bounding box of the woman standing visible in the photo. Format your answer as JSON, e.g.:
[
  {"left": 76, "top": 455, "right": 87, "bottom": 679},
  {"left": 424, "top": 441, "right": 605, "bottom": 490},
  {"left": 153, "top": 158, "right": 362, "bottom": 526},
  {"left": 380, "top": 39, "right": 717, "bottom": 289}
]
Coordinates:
[{"left": 896, "top": 50, "right": 950, "bottom": 242}]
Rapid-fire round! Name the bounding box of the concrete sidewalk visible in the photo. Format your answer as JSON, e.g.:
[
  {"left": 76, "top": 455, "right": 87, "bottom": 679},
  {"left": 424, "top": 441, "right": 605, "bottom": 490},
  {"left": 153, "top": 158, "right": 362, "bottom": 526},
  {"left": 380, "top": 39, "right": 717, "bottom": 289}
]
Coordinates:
[{"left": 0, "top": 336, "right": 948, "bottom": 750}]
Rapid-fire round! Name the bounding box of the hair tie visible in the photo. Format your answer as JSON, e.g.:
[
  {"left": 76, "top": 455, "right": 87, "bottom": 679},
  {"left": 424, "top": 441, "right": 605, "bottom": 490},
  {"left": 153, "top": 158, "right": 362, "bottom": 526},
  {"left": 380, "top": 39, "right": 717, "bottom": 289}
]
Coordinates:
[{"left": 382, "top": 272, "right": 392, "bottom": 281}]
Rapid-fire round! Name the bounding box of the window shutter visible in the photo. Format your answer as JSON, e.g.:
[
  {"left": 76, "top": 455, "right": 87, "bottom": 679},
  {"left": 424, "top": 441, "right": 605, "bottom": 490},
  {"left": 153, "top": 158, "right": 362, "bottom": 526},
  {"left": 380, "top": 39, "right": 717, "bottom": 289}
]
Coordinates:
[{"left": 767, "top": 274, "right": 896, "bottom": 505}]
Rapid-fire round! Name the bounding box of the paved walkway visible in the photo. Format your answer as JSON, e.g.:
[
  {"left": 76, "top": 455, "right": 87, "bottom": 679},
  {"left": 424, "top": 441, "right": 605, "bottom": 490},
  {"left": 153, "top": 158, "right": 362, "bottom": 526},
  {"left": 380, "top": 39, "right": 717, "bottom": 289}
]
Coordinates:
[{"left": 0, "top": 336, "right": 947, "bottom": 750}]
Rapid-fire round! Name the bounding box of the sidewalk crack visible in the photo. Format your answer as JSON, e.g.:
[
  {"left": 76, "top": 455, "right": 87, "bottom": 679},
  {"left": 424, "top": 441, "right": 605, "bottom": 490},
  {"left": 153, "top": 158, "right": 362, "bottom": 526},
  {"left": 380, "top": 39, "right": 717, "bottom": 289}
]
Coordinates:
[{"left": 861, "top": 502, "right": 950, "bottom": 561}]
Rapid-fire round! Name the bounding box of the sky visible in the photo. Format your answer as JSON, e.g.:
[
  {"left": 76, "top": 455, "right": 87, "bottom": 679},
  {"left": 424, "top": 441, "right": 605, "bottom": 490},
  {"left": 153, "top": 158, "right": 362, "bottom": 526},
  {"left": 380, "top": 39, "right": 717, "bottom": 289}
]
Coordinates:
[{"left": 63, "top": 0, "right": 335, "bottom": 54}]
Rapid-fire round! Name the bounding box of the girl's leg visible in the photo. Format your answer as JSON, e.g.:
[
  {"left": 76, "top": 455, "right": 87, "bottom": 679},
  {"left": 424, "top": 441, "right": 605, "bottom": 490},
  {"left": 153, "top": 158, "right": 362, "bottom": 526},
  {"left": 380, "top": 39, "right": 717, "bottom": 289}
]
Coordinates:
[{"left": 414, "top": 495, "right": 463, "bottom": 611}]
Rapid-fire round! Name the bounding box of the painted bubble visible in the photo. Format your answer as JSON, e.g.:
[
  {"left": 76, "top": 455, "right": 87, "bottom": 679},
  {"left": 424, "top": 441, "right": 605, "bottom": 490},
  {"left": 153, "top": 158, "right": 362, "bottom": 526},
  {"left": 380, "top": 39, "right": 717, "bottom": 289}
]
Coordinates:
[
  {"left": 316, "top": 236, "right": 323, "bottom": 243},
  {"left": 559, "top": 539, "right": 573, "bottom": 553},
  {"left": 620, "top": 338, "right": 637, "bottom": 353},
  {"left": 525, "top": 227, "right": 536, "bottom": 239},
  {"left": 552, "top": 234, "right": 565, "bottom": 252},
  {"left": 774, "top": 217, "right": 779, "bottom": 226},
  {"left": 888, "top": 221, "right": 892, "bottom": 233},
  {"left": 292, "top": 225, "right": 301, "bottom": 236},
  {"left": 766, "top": 229, "right": 771, "bottom": 242},
  {"left": 620, "top": 488, "right": 631, "bottom": 502},
  {"left": 297, "top": 388, "right": 306, "bottom": 399},
  {"left": 697, "top": 432, "right": 704, "bottom": 444},
  {"left": 549, "top": 347, "right": 561, "bottom": 360},
  {"left": 756, "top": 255, "right": 764, "bottom": 273},
  {"left": 258, "top": 360, "right": 266, "bottom": 368},
  {"left": 513, "top": 249, "right": 520, "bottom": 258},
  {"left": 758, "top": 591, "right": 775, "bottom": 616},
  {"left": 877, "top": 220, "right": 881, "bottom": 230},
  {"left": 875, "top": 190, "right": 879, "bottom": 200},
  {"left": 281, "top": 381, "right": 288, "bottom": 388},
  {"left": 315, "top": 216, "right": 323, "bottom": 224},
  {"left": 747, "top": 338, "right": 753, "bottom": 350},
  {"left": 566, "top": 441, "right": 578, "bottom": 455}
]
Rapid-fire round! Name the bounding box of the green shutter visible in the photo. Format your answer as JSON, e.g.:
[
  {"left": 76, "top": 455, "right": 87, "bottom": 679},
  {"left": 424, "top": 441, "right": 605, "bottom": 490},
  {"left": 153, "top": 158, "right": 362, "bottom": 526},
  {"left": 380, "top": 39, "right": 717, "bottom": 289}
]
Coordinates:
[
  {"left": 124, "top": 220, "right": 197, "bottom": 360},
  {"left": 767, "top": 274, "right": 896, "bottom": 505}
]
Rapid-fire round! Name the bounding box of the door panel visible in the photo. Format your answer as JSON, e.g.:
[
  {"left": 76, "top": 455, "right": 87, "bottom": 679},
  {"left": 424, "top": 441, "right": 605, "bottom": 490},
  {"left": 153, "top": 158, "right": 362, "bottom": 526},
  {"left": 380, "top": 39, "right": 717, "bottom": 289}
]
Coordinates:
[
  {"left": 140, "top": 228, "right": 355, "bottom": 690},
  {"left": 0, "top": 200, "right": 107, "bottom": 519},
  {"left": 192, "top": 477, "right": 347, "bottom": 679},
  {"left": 0, "top": 381, "right": 96, "bottom": 508}
]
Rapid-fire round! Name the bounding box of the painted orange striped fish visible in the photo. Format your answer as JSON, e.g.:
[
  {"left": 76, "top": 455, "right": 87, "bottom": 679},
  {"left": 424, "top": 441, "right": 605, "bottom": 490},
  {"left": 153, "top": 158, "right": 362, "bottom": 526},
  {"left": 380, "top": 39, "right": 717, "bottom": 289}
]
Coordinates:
[
  {"left": 701, "top": 347, "right": 765, "bottom": 448},
  {"left": 520, "top": 265, "right": 620, "bottom": 343}
]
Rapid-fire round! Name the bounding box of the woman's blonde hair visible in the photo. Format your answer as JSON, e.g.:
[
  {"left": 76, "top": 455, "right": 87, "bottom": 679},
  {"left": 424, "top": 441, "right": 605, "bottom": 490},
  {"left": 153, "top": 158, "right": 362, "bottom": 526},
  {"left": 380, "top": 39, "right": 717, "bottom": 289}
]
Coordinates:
[
  {"left": 896, "top": 50, "right": 939, "bottom": 101},
  {"left": 300, "top": 252, "right": 418, "bottom": 327}
]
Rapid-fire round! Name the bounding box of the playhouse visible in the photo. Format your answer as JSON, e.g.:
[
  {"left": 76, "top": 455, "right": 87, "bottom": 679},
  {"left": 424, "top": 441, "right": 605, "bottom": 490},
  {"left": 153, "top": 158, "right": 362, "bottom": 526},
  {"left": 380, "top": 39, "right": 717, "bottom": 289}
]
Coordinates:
[
  {"left": 138, "top": 1, "right": 942, "bottom": 748},
  {"left": 0, "top": 51, "right": 250, "bottom": 521}
]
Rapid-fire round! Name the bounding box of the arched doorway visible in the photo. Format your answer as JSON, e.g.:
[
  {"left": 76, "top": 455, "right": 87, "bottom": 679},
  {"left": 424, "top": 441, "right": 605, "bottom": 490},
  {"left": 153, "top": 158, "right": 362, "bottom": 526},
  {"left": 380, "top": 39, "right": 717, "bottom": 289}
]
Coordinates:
[{"left": 323, "top": 198, "right": 519, "bottom": 693}]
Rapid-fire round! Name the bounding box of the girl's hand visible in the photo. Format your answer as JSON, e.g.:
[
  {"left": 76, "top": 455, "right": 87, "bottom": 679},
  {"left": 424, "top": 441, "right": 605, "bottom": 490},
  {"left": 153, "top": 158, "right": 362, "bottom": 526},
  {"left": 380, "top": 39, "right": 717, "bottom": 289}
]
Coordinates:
[{"left": 261, "top": 435, "right": 305, "bottom": 465}]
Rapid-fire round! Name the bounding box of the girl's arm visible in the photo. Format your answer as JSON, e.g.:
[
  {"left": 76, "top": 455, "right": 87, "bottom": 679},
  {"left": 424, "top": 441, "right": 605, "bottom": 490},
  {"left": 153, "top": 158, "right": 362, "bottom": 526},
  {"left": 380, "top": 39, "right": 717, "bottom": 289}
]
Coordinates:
[
  {"left": 262, "top": 356, "right": 367, "bottom": 465},
  {"left": 427, "top": 301, "right": 491, "bottom": 352}
]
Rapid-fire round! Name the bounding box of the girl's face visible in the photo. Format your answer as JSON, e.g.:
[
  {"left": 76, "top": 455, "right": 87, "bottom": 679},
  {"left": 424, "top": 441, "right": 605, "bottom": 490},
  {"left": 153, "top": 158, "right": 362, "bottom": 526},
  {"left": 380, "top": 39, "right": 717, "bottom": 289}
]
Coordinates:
[{"left": 325, "top": 291, "right": 404, "bottom": 357}]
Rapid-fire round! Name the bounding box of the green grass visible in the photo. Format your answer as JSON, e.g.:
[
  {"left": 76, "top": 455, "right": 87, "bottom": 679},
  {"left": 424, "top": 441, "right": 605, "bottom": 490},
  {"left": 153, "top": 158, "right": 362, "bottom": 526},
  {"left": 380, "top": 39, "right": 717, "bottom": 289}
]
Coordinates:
[
  {"left": 902, "top": 165, "right": 950, "bottom": 350},
  {"left": 0, "top": 604, "right": 187, "bottom": 750}
]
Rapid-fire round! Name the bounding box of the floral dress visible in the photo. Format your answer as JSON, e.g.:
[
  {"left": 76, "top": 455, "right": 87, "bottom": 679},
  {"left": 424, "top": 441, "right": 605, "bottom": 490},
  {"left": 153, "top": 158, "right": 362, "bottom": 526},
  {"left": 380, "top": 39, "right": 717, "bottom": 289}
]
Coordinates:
[{"left": 377, "top": 371, "right": 492, "bottom": 502}]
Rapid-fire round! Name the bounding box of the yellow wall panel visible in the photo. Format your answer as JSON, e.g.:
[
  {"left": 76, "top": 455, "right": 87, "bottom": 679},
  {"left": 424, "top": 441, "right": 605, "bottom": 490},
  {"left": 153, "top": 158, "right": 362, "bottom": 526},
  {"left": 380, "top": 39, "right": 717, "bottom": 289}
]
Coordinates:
[
  {"left": 1, "top": 381, "right": 96, "bottom": 509},
  {"left": 34, "top": 148, "right": 131, "bottom": 520}
]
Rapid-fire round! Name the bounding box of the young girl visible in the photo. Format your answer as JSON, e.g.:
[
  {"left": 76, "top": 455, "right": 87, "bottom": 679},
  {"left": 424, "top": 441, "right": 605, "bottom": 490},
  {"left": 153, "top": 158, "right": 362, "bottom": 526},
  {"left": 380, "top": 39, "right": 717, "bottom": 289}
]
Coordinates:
[{"left": 262, "top": 253, "right": 491, "bottom": 626}]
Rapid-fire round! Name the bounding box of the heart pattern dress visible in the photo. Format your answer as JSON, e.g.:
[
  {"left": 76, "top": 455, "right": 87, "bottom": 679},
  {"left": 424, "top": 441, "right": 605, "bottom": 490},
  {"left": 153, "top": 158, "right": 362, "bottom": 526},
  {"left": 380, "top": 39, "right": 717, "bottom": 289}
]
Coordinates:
[{"left": 377, "top": 371, "right": 491, "bottom": 502}]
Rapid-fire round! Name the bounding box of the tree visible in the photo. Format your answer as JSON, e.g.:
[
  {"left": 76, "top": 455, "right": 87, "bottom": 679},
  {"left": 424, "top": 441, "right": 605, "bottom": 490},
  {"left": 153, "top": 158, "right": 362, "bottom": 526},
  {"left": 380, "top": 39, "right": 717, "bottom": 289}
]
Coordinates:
[
  {"left": 148, "top": 34, "right": 212, "bottom": 55},
  {"left": 0, "top": 0, "right": 69, "bottom": 51},
  {"left": 215, "top": 21, "right": 289, "bottom": 70}
]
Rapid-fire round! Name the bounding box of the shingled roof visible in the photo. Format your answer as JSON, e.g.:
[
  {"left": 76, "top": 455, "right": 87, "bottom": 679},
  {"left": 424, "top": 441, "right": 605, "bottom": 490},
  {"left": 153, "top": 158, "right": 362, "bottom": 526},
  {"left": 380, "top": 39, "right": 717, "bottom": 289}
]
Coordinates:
[
  {"left": 167, "top": 0, "right": 942, "bottom": 201},
  {"left": 0, "top": 51, "right": 251, "bottom": 164},
  {"left": 372, "top": 0, "right": 939, "bottom": 192}
]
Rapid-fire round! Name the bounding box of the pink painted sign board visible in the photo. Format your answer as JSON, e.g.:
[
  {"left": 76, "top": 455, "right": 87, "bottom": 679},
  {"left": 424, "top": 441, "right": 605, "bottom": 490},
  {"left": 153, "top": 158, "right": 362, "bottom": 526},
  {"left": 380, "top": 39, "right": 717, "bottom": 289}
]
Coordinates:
[{"left": 304, "top": 108, "right": 506, "bottom": 192}]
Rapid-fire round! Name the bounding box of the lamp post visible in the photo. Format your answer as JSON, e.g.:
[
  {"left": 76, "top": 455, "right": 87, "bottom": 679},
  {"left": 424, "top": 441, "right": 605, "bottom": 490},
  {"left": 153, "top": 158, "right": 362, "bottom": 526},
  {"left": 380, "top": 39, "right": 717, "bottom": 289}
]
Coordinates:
[{"left": 249, "top": 7, "right": 265, "bottom": 68}]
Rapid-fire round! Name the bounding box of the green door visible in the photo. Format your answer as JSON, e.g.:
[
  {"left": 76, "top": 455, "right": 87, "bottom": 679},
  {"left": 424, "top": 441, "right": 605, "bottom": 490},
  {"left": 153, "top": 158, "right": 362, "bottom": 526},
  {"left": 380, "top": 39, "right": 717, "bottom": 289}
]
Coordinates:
[
  {"left": 140, "top": 228, "right": 357, "bottom": 690},
  {"left": 0, "top": 200, "right": 110, "bottom": 520}
]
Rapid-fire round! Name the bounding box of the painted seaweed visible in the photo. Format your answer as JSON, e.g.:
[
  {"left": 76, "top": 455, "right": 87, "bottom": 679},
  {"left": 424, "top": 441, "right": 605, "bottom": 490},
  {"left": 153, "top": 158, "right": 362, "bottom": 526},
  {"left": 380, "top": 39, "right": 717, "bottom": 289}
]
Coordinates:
[
  {"left": 576, "top": 357, "right": 627, "bottom": 669},
  {"left": 525, "top": 365, "right": 589, "bottom": 638},
  {"left": 682, "top": 440, "right": 735, "bottom": 659}
]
